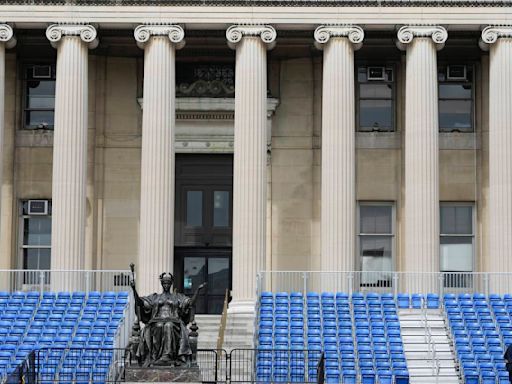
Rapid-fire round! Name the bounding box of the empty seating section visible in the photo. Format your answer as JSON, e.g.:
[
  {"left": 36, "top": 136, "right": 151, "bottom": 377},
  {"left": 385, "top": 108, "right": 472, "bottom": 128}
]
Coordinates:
[
  {"left": 256, "top": 291, "right": 409, "bottom": 383},
  {"left": 445, "top": 293, "right": 511, "bottom": 384},
  {"left": 0, "top": 290, "right": 129, "bottom": 382}
]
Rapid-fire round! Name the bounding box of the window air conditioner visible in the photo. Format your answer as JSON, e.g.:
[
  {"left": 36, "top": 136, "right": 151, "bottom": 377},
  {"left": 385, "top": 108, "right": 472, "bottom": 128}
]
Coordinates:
[
  {"left": 367, "top": 67, "right": 387, "bottom": 81},
  {"left": 32, "top": 65, "right": 52, "bottom": 79},
  {"left": 28, "top": 200, "right": 49, "bottom": 215},
  {"left": 447, "top": 65, "right": 467, "bottom": 81}
]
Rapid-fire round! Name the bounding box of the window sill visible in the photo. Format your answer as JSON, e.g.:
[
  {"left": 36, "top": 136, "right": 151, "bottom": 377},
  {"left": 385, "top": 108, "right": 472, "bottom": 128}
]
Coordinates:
[
  {"left": 16, "top": 129, "right": 54, "bottom": 147},
  {"left": 356, "top": 131, "right": 400, "bottom": 149},
  {"left": 439, "top": 132, "right": 479, "bottom": 150}
]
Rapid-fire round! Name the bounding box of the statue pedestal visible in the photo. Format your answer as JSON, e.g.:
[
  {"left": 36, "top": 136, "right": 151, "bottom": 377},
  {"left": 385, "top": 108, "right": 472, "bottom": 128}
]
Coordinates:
[{"left": 125, "top": 365, "right": 202, "bottom": 382}]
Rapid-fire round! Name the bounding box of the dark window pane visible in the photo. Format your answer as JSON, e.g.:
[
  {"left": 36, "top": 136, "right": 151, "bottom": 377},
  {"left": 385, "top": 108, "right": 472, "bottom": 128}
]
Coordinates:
[
  {"left": 440, "top": 236, "right": 472, "bottom": 272},
  {"left": 186, "top": 191, "right": 203, "bottom": 227},
  {"left": 360, "top": 236, "right": 393, "bottom": 271},
  {"left": 441, "top": 206, "right": 472, "bottom": 235},
  {"left": 208, "top": 257, "right": 229, "bottom": 294},
  {"left": 27, "top": 96, "right": 55, "bottom": 109},
  {"left": 360, "top": 84, "right": 392, "bottom": 98},
  {"left": 357, "top": 67, "right": 367, "bottom": 82},
  {"left": 439, "top": 100, "right": 472, "bottom": 131},
  {"left": 27, "top": 80, "right": 55, "bottom": 96},
  {"left": 360, "top": 205, "right": 392, "bottom": 234},
  {"left": 23, "top": 248, "right": 51, "bottom": 270},
  {"left": 207, "top": 297, "right": 225, "bottom": 314},
  {"left": 25, "top": 111, "right": 54, "bottom": 128},
  {"left": 359, "top": 100, "right": 393, "bottom": 131},
  {"left": 183, "top": 257, "right": 205, "bottom": 294},
  {"left": 23, "top": 217, "right": 52, "bottom": 246},
  {"left": 439, "top": 84, "right": 472, "bottom": 99},
  {"left": 213, "top": 191, "right": 230, "bottom": 227}
]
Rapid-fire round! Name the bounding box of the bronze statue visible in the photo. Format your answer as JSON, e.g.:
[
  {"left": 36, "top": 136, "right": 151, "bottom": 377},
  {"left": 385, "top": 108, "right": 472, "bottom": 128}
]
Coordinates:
[{"left": 130, "top": 268, "right": 206, "bottom": 367}]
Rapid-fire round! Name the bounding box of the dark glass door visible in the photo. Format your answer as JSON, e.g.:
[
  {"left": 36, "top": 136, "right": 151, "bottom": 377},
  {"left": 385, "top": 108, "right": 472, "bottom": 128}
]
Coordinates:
[
  {"left": 174, "top": 248, "right": 231, "bottom": 314},
  {"left": 174, "top": 154, "right": 233, "bottom": 314}
]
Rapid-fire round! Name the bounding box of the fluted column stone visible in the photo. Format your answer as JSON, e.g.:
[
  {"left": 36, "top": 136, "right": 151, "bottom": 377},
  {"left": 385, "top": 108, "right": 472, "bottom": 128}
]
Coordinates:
[
  {"left": 135, "top": 25, "right": 184, "bottom": 295},
  {"left": 397, "top": 26, "right": 447, "bottom": 285},
  {"left": 0, "top": 25, "right": 15, "bottom": 237},
  {"left": 226, "top": 25, "right": 276, "bottom": 313},
  {"left": 481, "top": 26, "right": 512, "bottom": 279},
  {"left": 315, "top": 26, "right": 363, "bottom": 286},
  {"left": 46, "top": 24, "right": 97, "bottom": 289}
]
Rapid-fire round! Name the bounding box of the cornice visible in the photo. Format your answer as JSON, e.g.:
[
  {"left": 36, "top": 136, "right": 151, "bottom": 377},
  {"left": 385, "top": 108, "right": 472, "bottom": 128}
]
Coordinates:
[
  {"left": 0, "top": 24, "right": 15, "bottom": 49},
  {"left": 479, "top": 25, "right": 512, "bottom": 50},
  {"left": 314, "top": 25, "right": 364, "bottom": 50},
  {"left": 3, "top": 0, "right": 512, "bottom": 6},
  {"left": 46, "top": 24, "right": 98, "bottom": 49},
  {"left": 134, "top": 24, "right": 185, "bottom": 50},
  {"left": 396, "top": 25, "right": 448, "bottom": 51},
  {"left": 226, "top": 24, "right": 277, "bottom": 50}
]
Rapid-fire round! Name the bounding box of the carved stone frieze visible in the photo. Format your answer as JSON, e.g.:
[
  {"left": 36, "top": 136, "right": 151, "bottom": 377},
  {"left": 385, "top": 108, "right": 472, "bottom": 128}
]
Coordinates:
[
  {"left": 177, "top": 80, "right": 234, "bottom": 98},
  {"left": 134, "top": 24, "right": 185, "bottom": 50},
  {"left": 226, "top": 24, "right": 277, "bottom": 50},
  {"left": 396, "top": 25, "right": 448, "bottom": 51},
  {"left": 46, "top": 24, "right": 98, "bottom": 49},
  {"left": 313, "top": 25, "right": 364, "bottom": 50}
]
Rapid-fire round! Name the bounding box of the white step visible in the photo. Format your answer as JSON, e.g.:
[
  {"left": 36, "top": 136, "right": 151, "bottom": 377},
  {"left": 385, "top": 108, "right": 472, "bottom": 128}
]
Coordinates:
[
  {"left": 195, "top": 313, "right": 255, "bottom": 351},
  {"left": 399, "top": 308, "right": 461, "bottom": 384}
]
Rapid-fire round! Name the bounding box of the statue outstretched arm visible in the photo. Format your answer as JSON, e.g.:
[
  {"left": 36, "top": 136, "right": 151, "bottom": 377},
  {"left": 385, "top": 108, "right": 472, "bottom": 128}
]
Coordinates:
[{"left": 187, "top": 282, "right": 207, "bottom": 308}]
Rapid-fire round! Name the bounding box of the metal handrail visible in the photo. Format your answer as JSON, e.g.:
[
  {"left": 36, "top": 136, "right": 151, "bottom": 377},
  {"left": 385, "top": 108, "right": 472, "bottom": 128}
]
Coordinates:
[
  {"left": 257, "top": 271, "right": 512, "bottom": 298},
  {"left": 422, "top": 300, "right": 440, "bottom": 382}
]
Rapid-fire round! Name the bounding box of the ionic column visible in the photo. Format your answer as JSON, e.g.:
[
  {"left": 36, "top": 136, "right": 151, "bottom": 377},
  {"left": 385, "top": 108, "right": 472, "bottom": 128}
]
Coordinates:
[
  {"left": 46, "top": 24, "right": 97, "bottom": 289},
  {"left": 314, "top": 26, "right": 363, "bottom": 283},
  {"left": 397, "top": 26, "right": 447, "bottom": 282},
  {"left": 480, "top": 26, "right": 512, "bottom": 277},
  {"left": 226, "top": 25, "right": 276, "bottom": 313},
  {"left": 134, "top": 25, "right": 185, "bottom": 295},
  {"left": 0, "top": 25, "right": 15, "bottom": 244}
]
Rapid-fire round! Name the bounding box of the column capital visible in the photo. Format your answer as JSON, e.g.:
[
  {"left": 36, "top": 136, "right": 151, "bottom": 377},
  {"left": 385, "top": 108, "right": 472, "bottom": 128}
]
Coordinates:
[
  {"left": 480, "top": 25, "right": 512, "bottom": 51},
  {"left": 226, "top": 24, "right": 276, "bottom": 50},
  {"left": 134, "top": 24, "right": 185, "bottom": 50},
  {"left": 314, "top": 25, "right": 364, "bottom": 51},
  {"left": 46, "top": 24, "right": 98, "bottom": 49},
  {"left": 0, "top": 24, "right": 16, "bottom": 49},
  {"left": 396, "top": 25, "right": 448, "bottom": 51}
]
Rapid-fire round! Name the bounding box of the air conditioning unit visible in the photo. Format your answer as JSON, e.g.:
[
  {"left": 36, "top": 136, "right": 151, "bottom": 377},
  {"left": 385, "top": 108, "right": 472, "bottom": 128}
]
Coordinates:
[
  {"left": 447, "top": 65, "right": 467, "bottom": 81},
  {"left": 32, "top": 65, "right": 51, "bottom": 79},
  {"left": 28, "top": 200, "right": 49, "bottom": 215},
  {"left": 367, "top": 67, "right": 387, "bottom": 81}
]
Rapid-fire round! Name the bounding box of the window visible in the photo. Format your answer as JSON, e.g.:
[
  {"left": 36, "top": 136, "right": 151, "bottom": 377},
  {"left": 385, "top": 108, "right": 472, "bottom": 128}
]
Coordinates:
[
  {"left": 358, "top": 203, "right": 394, "bottom": 287},
  {"left": 20, "top": 200, "right": 51, "bottom": 270},
  {"left": 357, "top": 66, "right": 395, "bottom": 132},
  {"left": 23, "top": 64, "right": 56, "bottom": 129},
  {"left": 440, "top": 204, "right": 474, "bottom": 273},
  {"left": 438, "top": 64, "right": 474, "bottom": 132}
]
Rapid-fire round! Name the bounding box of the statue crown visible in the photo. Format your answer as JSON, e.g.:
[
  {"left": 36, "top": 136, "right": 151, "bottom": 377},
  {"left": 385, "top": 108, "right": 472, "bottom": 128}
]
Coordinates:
[{"left": 159, "top": 272, "right": 174, "bottom": 283}]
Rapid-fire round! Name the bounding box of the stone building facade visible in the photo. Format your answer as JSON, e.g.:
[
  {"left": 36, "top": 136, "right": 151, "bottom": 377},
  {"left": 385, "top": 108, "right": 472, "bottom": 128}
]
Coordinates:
[{"left": 0, "top": 1, "right": 510, "bottom": 312}]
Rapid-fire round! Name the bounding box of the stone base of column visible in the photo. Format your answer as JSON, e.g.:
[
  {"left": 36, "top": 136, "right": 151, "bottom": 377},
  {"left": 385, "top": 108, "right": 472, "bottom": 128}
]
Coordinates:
[{"left": 227, "top": 299, "right": 256, "bottom": 314}]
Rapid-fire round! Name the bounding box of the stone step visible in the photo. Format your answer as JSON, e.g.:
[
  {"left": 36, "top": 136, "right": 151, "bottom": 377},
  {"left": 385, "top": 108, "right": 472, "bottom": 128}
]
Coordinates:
[{"left": 400, "top": 308, "right": 461, "bottom": 384}]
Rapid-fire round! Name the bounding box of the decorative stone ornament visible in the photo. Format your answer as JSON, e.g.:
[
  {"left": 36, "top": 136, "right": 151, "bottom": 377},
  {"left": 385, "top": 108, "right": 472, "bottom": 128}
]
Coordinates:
[
  {"left": 396, "top": 25, "right": 448, "bottom": 51},
  {"left": 314, "top": 25, "right": 364, "bottom": 50},
  {"left": 226, "top": 24, "right": 277, "bottom": 50},
  {"left": 134, "top": 24, "right": 185, "bottom": 50},
  {"left": 46, "top": 24, "right": 98, "bottom": 49},
  {"left": 480, "top": 25, "right": 512, "bottom": 50},
  {"left": 0, "top": 24, "right": 16, "bottom": 49}
]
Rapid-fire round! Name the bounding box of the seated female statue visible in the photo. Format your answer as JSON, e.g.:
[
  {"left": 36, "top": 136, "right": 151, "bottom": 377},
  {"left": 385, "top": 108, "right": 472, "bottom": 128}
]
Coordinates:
[{"left": 130, "top": 272, "right": 205, "bottom": 367}]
